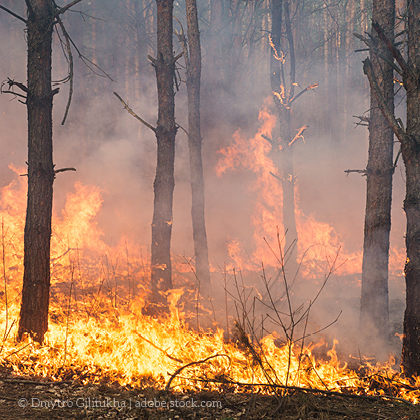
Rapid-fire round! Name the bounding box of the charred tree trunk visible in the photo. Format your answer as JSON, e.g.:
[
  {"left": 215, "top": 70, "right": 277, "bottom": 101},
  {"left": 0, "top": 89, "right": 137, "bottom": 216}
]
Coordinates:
[
  {"left": 185, "top": 0, "right": 211, "bottom": 290},
  {"left": 150, "top": 0, "right": 176, "bottom": 307},
  {"left": 401, "top": 0, "right": 420, "bottom": 376},
  {"left": 17, "top": 0, "right": 55, "bottom": 343},
  {"left": 363, "top": 0, "right": 420, "bottom": 377},
  {"left": 270, "top": 0, "right": 298, "bottom": 265},
  {"left": 360, "top": 0, "right": 394, "bottom": 349}
]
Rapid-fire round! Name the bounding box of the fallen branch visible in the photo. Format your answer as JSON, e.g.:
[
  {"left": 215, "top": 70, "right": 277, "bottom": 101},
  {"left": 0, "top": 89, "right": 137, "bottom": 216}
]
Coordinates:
[
  {"left": 135, "top": 331, "right": 183, "bottom": 364},
  {"left": 165, "top": 354, "right": 230, "bottom": 391},
  {"left": 189, "top": 377, "right": 416, "bottom": 406}
]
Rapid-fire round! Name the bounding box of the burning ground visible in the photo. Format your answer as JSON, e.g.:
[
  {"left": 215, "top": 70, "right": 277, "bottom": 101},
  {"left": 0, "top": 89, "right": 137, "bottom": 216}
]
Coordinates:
[{"left": 0, "top": 167, "right": 417, "bottom": 418}]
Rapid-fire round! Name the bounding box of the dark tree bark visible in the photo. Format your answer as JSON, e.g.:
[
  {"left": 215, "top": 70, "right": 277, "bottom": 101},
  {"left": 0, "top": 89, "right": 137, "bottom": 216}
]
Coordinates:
[
  {"left": 18, "top": 0, "right": 55, "bottom": 343},
  {"left": 185, "top": 0, "right": 211, "bottom": 290},
  {"left": 360, "top": 0, "right": 394, "bottom": 349},
  {"left": 270, "top": 0, "right": 298, "bottom": 265},
  {"left": 363, "top": 0, "right": 420, "bottom": 377},
  {"left": 150, "top": 0, "right": 177, "bottom": 306}
]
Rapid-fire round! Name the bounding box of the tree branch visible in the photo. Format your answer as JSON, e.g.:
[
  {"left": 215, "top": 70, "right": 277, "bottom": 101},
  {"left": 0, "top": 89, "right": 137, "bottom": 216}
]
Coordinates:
[
  {"left": 363, "top": 58, "right": 406, "bottom": 142},
  {"left": 289, "top": 83, "right": 318, "bottom": 105},
  {"left": 344, "top": 169, "right": 367, "bottom": 176},
  {"left": 56, "top": 17, "right": 74, "bottom": 125},
  {"left": 0, "top": 5, "right": 27, "bottom": 23},
  {"left": 354, "top": 32, "right": 403, "bottom": 75},
  {"left": 113, "top": 92, "right": 156, "bottom": 133},
  {"left": 54, "top": 0, "right": 83, "bottom": 18},
  {"left": 372, "top": 21, "right": 409, "bottom": 77}
]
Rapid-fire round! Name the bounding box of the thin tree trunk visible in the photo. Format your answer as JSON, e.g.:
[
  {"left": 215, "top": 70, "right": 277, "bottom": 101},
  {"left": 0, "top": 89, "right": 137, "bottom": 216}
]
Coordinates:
[
  {"left": 18, "top": 0, "right": 55, "bottom": 343},
  {"left": 150, "top": 0, "right": 176, "bottom": 307},
  {"left": 270, "top": 0, "right": 298, "bottom": 265},
  {"left": 185, "top": 0, "right": 211, "bottom": 290},
  {"left": 360, "top": 0, "right": 394, "bottom": 349}
]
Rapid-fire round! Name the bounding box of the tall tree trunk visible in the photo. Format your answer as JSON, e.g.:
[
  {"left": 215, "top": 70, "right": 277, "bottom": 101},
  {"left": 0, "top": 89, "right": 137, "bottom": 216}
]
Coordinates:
[
  {"left": 270, "top": 0, "right": 298, "bottom": 265},
  {"left": 363, "top": 0, "right": 420, "bottom": 377},
  {"left": 185, "top": 0, "right": 211, "bottom": 290},
  {"left": 360, "top": 0, "right": 394, "bottom": 350},
  {"left": 401, "top": 0, "right": 420, "bottom": 376},
  {"left": 18, "top": 0, "right": 55, "bottom": 343},
  {"left": 150, "top": 0, "right": 176, "bottom": 307}
]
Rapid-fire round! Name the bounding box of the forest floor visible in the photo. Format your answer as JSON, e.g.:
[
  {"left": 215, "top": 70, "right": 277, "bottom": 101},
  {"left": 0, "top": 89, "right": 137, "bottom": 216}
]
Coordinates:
[{"left": 0, "top": 372, "right": 417, "bottom": 420}]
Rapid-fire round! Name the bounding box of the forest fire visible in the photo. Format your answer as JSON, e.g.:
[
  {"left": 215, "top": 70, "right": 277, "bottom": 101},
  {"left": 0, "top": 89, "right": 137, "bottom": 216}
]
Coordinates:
[
  {"left": 0, "top": 0, "right": 419, "bottom": 416},
  {"left": 0, "top": 161, "right": 417, "bottom": 407}
]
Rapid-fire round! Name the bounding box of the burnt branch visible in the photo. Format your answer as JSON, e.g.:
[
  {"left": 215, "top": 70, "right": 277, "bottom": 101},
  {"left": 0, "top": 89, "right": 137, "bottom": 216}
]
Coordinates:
[
  {"left": 354, "top": 33, "right": 403, "bottom": 75},
  {"left": 54, "top": 167, "right": 76, "bottom": 174},
  {"left": 0, "top": 5, "right": 26, "bottom": 23},
  {"left": 113, "top": 92, "right": 156, "bottom": 133},
  {"left": 262, "top": 134, "right": 280, "bottom": 149},
  {"left": 372, "top": 21, "right": 408, "bottom": 77},
  {"left": 56, "top": 17, "right": 74, "bottom": 125},
  {"left": 54, "top": 0, "right": 83, "bottom": 18},
  {"left": 353, "top": 115, "right": 371, "bottom": 128},
  {"left": 165, "top": 354, "right": 230, "bottom": 391},
  {"left": 289, "top": 83, "right": 318, "bottom": 105},
  {"left": 363, "top": 58, "right": 406, "bottom": 143},
  {"left": 289, "top": 125, "right": 308, "bottom": 147},
  {"left": 135, "top": 331, "right": 183, "bottom": 364},
  {"left": 344, "top": 169, "right": 367, "bottom": 176}
]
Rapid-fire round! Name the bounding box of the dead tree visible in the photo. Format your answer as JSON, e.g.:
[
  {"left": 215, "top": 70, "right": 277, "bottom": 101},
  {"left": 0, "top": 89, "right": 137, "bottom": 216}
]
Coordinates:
[
  {"left": 362, "top": 0, "right": 420, "bottom": 377},
  {"left": 269, "top": 0, "right": 316, "bottom": 267},
  {"left": 0, "top": 0, "right": 81, "bottom": 343},
  {"left": 359, "top": 0, "right": 395, "bottom": 350}
]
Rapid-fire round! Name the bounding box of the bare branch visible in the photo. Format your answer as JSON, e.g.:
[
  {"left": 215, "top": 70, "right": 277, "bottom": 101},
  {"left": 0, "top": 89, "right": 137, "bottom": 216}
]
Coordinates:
[
  {"left": 289, "top": 125, "right": 308, "bottom": 147},
  {"left": 56, "top": 17, "right": 74, "bottom": 125},
  {"left": 54, "top": 167, "right": 76, "bottom": 174},
  {"left": 289, "top": 83, "right": 318, "bottom": 105},
  {"left": 344, "top": 169, "right": 367, "bottom": 176},
  {"left": 372, "top": 21, "right": 409, "bottom": 77},
  {"left": 54, "top": 0, "right": 83, "bottom": 18},
  {"left": 354, "top": 32, "right": 403, "bottom": 75},
  {"left": 113, "top": 92, "right": 156, "bottom": 133},
  {"left": 165, "top": 354, "right": 230, "bottom": 391},
  {"left": 363, "top": 58, "right": 406, "bottom": 143},
  {"left": 0, "top": 5, "right": 27, "bottom": 23}
]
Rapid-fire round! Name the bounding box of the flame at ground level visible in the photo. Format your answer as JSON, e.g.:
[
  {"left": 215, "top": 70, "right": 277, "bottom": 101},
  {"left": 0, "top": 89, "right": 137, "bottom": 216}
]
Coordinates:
[
  {"left": 0, "top": 298, "right": 418, "bottom": 404},
  {"left": 0, "top": 166, "right": 416, "bottom": 405}
]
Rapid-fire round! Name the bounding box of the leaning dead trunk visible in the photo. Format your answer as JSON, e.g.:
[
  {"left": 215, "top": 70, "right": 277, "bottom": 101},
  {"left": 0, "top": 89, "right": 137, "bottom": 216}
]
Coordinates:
[
  {"left": 185, "top": 0, "right": 211, "bottom": 290},
  {"left": 18, "top": 0, "right": 55, "bottom": 343},
  {"left": 360, "top": 0, "right": 394, "bottom": 349},
  {"left": 149, "top": 0, "right": 177, "bottom": 307}
]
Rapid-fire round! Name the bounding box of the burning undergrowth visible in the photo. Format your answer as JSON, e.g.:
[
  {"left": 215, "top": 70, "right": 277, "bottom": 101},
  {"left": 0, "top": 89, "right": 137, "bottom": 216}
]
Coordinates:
[{"left": 0, "top": 158, "right": 417, "bottom": 411}]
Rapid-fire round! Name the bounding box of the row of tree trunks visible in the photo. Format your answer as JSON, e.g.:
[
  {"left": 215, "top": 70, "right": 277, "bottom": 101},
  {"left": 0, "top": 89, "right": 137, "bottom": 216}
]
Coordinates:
[
  {"left": 360, "top": 0, "right": 395, "bottom": 352},
  {"left": 363, "top": 0, "right": 420, "bottom": 377}
]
